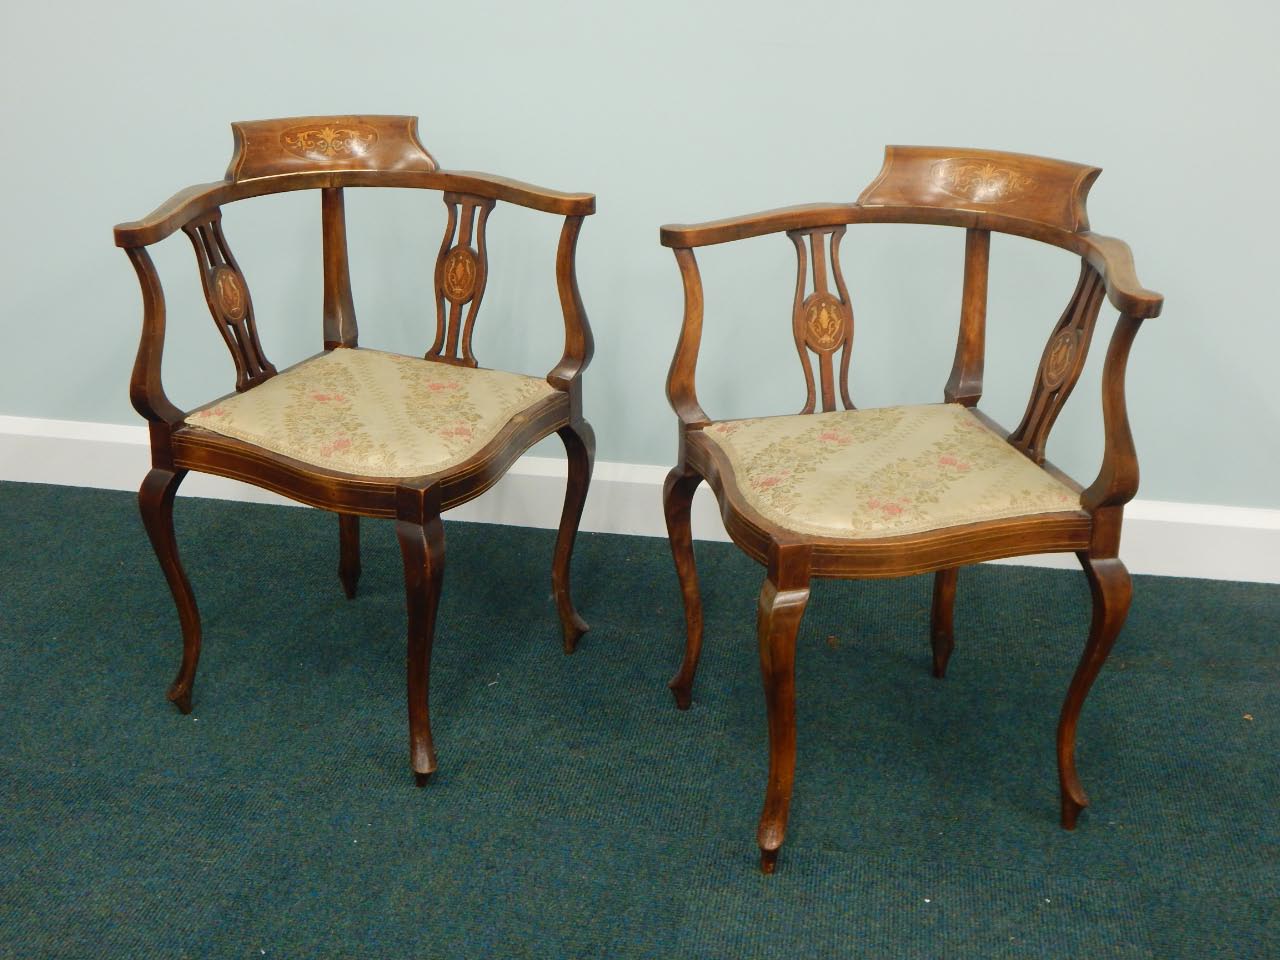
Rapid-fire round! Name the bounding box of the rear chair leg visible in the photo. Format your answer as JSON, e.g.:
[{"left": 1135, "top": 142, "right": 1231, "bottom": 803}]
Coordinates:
[
  {"left": 396, "top": 513, "right": 446, "bottom": 786},
  {"left": 338, "top": 514, "right": 361, "bottom": 600},
  {"left": 1058, "top": 552, "right": 1131, "bottom": 828},
  {"left": 930, "top": 567, "right": 959, "bottom": 678},
  {"left": 138, "top": 467, "right": 202, "bottom": 714},
  {"left": 664, "top": 468, "right": 704, "bottom": 709},
  {"left": 553, "top": 419, "right": 595, "bottom": 653}
]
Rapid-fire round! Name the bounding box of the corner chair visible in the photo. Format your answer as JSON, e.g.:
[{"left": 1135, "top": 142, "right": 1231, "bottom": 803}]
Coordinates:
[
  {"left": 113, "top": 115, "right": 595, "bottom": 785},
  {"left": 658, "top": 146, "right": 1163, "bottom": 872}
]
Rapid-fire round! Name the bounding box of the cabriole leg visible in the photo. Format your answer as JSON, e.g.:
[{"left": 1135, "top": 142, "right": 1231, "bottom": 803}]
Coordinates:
[
  {"left": 1058, "top": 552, "right": 1132, "bottom": 828},
  {"left": 396, "top": 514, "right": 446, "bottom": 786},
  {"left": 553, "top": 419, "right": 595, "bottom": 653},
  {"left": 664, "top": 468, "right": 704, "bottom": 709},
  {"left": 756, "top": 546, "right": 811, "bottom": 874},
  {"left": 138, "top": 467, "right": 201, "bottom": 714},
  {"left": 338, "top": 514, "right": 361, "bottom": 600},
  {"left": 930, "top": 567, "right": 959, "bottom": 678}
]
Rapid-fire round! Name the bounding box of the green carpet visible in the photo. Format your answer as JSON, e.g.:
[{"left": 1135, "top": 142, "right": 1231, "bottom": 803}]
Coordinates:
[{"left": 0, "top": 480, "right": 1276, "bottom": 958}]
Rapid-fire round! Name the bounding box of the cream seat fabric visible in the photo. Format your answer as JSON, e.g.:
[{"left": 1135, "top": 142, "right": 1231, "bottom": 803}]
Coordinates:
[
  {"left": 185, "top": 347, "right": 556, "bottom": 478},
  {"left": 701, "top": 403, "right": 1080, "bottom": 539}
]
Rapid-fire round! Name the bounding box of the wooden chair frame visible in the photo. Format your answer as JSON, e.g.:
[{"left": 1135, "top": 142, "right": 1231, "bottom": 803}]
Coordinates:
[
  {"left": 659, "top": 146, "right": 1163, "bottom": 872},
  {"left": 115, "top": 115, "right": 596, "bottom": 785}
]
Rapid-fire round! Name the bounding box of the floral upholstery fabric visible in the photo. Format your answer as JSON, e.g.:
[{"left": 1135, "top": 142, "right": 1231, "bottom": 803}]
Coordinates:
[
  {"left": 185, "top": 348, "right": 556, "bottom": 478},
  {"left": 701, "top": 403, "right": 1080, "bottom": 539}
]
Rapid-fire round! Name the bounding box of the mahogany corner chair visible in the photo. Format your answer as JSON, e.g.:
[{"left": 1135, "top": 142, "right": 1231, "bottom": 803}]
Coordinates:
[
  {"left": 113, "top": 115, "right": 595, "bottom": 785},
  {"left": 659, "top": 146, "right": 1163, "bottom": 872}
]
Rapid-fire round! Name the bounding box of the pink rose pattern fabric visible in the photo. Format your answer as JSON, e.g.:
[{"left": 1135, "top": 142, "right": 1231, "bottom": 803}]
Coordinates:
[
  {"left": 702, "top": 403, "right": 1079, "bottom": 538},
  {"left": 186, "top": 348, "right": 555, "bottom": 478}
]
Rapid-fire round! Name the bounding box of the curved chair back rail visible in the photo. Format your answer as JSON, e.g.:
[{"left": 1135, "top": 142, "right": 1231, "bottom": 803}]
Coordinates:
[{"left": 115, "top": 114, "right": 595, "bottom": 431}]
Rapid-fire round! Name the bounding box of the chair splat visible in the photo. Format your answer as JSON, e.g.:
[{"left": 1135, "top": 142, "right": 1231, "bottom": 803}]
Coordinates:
[
  {"left": 1009, "top": 261, "right": 1107, "bottom": 463},
  {"left": 788, "top": 226, "right": 855, "bottom": 413},
  {"left": 182, "top": 212, "right": 276, "bottom": 391},
  {"left": 428, "top": 192, "right": 495, "bottom": 367}
]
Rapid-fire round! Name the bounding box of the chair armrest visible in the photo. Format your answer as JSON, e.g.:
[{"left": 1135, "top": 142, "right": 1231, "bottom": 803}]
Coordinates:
[
  {"left": 125, "top": 247, "right": 184, "bottom": 426},
  {"left": 665, "top": 248, "right": 711, "bottom": 427},
  {"left": 1082, "top": 313, "right": 1144, "bottom": 518},
  {"left": 114, "top": 171, "right": 595, "bottom": 249},
  {"left": 546, "top": 215, "right": 594, "bottom": 391},
  {"left": 1079, "top": 233, "right": 1163, "bottom": 319},
  {"left": 114, "top": 181, "right": 231, "bottom": 248},
  {"left": 660, "top": 203, "right": 857, "bottom": 248},
  {"left": 434, "top": 170, "right": 595, "bottom": 216}
]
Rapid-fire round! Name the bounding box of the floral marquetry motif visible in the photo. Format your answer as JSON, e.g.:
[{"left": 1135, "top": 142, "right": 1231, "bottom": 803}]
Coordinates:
[
  {"left": 441, "top": 247, "right": 478, "bottom": 303},
  {"left": 214, "top": 267, "right": 247, "bottom": 321},
  {"left": 804, "top": 294, "right": 846, "bottom": 351},
  {"left": 931, "top": 159, "right": 1036, "bottom": 204},
  {"left": 280, "top": 123, "right": 378, "bottom": 162},
  {"left": 1041, "top": 329, "right": 1078, "bottom": 389}
]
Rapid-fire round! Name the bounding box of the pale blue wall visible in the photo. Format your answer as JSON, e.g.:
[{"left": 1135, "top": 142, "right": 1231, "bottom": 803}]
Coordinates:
[{"left": 2, "top": 1, "right": 1277, "bottom": 508}]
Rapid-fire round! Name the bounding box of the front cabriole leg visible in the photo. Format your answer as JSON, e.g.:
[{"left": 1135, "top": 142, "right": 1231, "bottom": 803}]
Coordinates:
[
  {"left": 1057, "top": 552, "right": 1132, "bottom": 828},
  {"left": 395, "top": 486, "right": 447, "bottom": 786},
  {"left": 756, "top": 543, "right": 812, "bottom": 874},
  {"left": 138, "top": 467, "right": 202, "bottom": 714},
  {"left": 552, "top": 419, "right": 595, "bottom": 652}
]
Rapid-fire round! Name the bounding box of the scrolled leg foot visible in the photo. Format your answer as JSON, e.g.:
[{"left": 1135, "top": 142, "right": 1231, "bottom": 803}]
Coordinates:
[
  {"left": 664, "top": 468, "right": 704, "bottom": 709},
  {"left": 139, "top": 468, "right": 203, "bottom": 714},
  {"left": 760, "top": 848, "right": 779, "bottom": 875},
  {"left": 553, "top": 420, "right": 595, "bottom": 653},
  {"left": 1056, "top": 553, "right": 1132, "bottom": 829}
]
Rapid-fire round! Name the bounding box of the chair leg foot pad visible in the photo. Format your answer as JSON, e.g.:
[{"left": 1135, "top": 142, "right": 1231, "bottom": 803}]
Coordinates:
[
  {"left": 168, "top": 688, "right": 193, "bottom": 715},
  {"left": 669, "top": 683, "right": 692, "bottom": 711},
  {"left": 1061, "top": 794, "right": 1086, "bottom": 830},
  {"left": 759, "top": 848, "right": 778, "bottom": 874},
  {"left": 414, "top": 771, "right": 432, "bottom": 788}
]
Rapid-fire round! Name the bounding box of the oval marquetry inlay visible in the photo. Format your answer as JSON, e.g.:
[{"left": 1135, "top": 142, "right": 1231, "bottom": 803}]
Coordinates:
[
  {"left": 803, "top": 293, "right": 846, "bottom": 351},
  {"left": 279, "top": 123, "right": 378, "bottom": 162},
  {"left": 1042, "top": 329, "right": 1077, "bottom": 389},
  {"left": 931, "top": 159, "right": 1036, "bottom": 204},
  {"left": 213, "top": 267, "right": 247, "bottom": 321},
  {"left": 441, "top": 247, "right": 478, "bottom": 302}
]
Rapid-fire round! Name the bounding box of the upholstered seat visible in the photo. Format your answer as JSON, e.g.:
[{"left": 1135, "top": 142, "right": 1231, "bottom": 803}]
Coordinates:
[
  {"left": 186, "top": 347, "right": 556, "bottom": 478},
  {"left": 701, "top": 403, "right": 1079, "bottom": 538}
]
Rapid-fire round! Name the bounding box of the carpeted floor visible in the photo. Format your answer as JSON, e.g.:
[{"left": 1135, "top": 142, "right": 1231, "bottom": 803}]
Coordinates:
[{"left": 0, "top": 480, "right": 1276, "bottom": 958}]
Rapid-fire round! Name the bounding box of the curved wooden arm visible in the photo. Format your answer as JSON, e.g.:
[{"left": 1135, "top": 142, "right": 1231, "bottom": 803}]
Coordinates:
[
  {"left": 665, "top": 248, "right": 710, "bottom": 426},
  {"left": 660, "top": 203, "right": 858, "bottom": 249},
  {"left": 435, "top": 170, "right": 594, "bottom": 216},
  {"left": 115, "top": 170, "right": 595, "bottom": 248},
  {"left": 125, "top": 247, "right": 183, "bottom": 426},
  {"left": 547, "top": 215, "right": 594, "bottom": 392},
  {"left": 1082, "top": 313, "right": 1143, "bottom": 514},
  {"left": 1078, "top": 234, "right": 1163, "bottom": 319}
]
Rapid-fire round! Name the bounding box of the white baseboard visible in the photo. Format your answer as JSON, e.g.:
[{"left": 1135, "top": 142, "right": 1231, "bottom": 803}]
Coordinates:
[{"left": 2, "top": 414, "right": 1277, "bottom": 584}]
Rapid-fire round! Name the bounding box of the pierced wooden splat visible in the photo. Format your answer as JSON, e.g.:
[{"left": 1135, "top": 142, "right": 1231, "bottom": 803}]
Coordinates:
[
  {"left": 428, "top": 192, "right": 495, "bottom": 367},
  {"left": 1009, "top": 261, "right": 1107, "bottom": 462},
  {"left": 788, "top": 226, "right": 855, "bottom": 413},
  {"left": 182, "top": 211, "right": 276, "bottom": 391}
]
